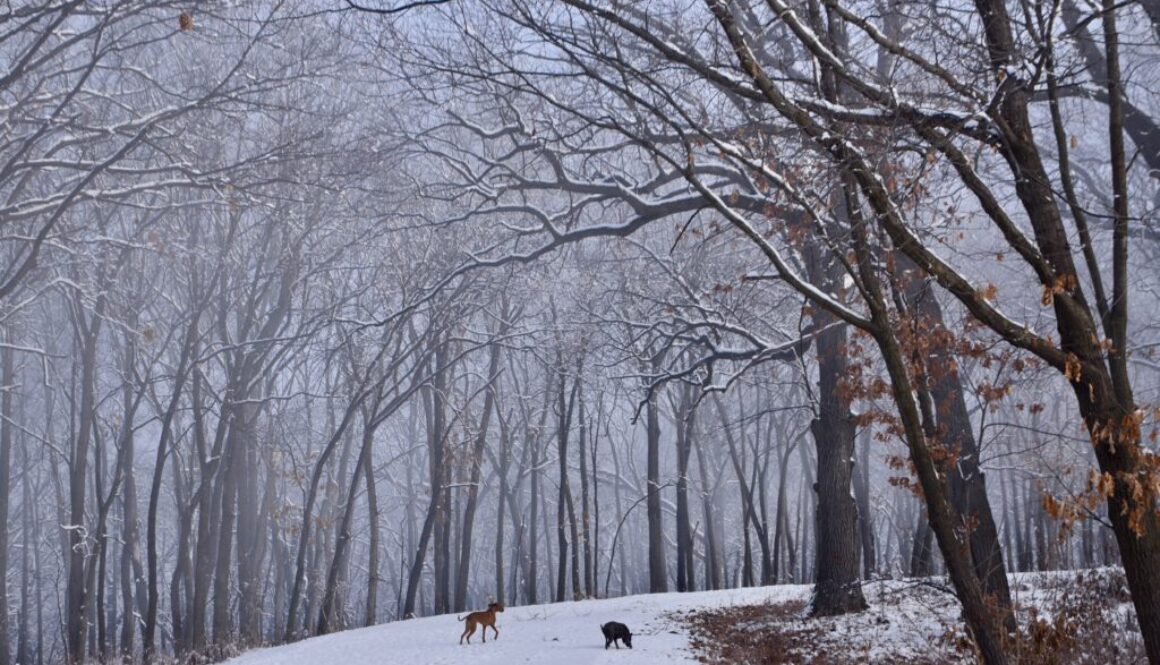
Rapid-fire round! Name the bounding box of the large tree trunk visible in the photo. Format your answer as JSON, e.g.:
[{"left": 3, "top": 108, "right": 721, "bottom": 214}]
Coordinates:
[
  {"left": 808, "top": 315, "right": 867, "bottom": 615},
  {"left": 873, "top": 323, "right": 1009, "bottom": 664},
  {"left": 898, "top": 257, "right": 1012, "bottom": 621},
  {"left": 798, "top": 148, "right": 866, "bottom": 615}
]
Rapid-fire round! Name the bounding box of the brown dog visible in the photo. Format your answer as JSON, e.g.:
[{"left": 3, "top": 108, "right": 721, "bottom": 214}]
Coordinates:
[{"left": 458, "top": 602, "right": 503, "bottom": 644}]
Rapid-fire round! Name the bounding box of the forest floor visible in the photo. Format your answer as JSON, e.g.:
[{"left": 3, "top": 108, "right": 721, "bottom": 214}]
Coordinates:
[
  {"left": 683, "top": 568, "right": 1143, "bottom": 664},
  {"left": 223, "top": 568, "right": 1143, "bottom": 665}
]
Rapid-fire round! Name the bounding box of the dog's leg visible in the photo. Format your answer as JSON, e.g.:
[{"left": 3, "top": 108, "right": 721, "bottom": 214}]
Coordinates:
[{"left": 491, "top": 623, "right": 499, "bottom": 640}]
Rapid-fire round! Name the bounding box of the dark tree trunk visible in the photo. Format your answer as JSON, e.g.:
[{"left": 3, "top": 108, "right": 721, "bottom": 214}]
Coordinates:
[
  {"left": 898, "top": 257, "right": 1013, "bottom": 621},
  {"left": 554, "top": 355, "right": 579, "bottom": 602},
  {"left": 527, "top": 423, "right": 541, "bottom": 605},
  {"left": 674, "top": 385, "right": 696, "bottom": 592},
  {"left": 799, "top": 192, "right": 866, "bottom": 615},
  {"left": 808, "top": 317, "right": 867, "bottom": 615},
  {"left": 364, "top": 425, "right": 380, "bottom": 627},
  {"left": 645, "top": 381, "right": 667, "bottom": 593},
  {"left": 707, "top": 0, "right": 1010, "bottom": 656},
  {"left": 565, "top": 476, "right": 582, "bottom": 599}
]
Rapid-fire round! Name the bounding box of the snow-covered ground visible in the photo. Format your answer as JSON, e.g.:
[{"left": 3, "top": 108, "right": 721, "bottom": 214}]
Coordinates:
[
  {"left": 224, "top": 569, "right": 1142, "bottom": 665},
  {"left": 224, "top": 585, "right": 804, "bottom": 665}
]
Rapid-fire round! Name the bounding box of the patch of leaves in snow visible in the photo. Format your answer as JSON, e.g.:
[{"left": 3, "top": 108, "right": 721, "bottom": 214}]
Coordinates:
[
  {"left": 681, "top": 581, "right": 968, "bottom": 664},
  {"left": 680, "top": 570, "right": 1145, "bottom": 664}
]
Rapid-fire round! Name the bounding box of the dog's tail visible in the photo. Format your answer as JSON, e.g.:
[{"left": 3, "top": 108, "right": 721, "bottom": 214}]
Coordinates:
[{"left": 457, "top": 615, "right": 465, "bottom": 622}]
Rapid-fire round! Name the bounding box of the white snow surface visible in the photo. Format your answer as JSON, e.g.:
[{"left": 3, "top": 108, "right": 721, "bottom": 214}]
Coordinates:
[
  {"left": 224, "top": 585, "right": 805, "bottom": 665},
  {"left": 223, "top": 570, "right": 1141, "bottom": 664}
]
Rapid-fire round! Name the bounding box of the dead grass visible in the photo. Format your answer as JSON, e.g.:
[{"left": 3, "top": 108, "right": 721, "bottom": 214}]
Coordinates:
[
  {"left": 1008, "top": 568, "right": 1146, "bottom": 665},
  {"left": 678, "top": 570, "right": 1146, "bottom": 665},
  {"left": 678, "top": 598, "right": 952, "bottom": 665}
]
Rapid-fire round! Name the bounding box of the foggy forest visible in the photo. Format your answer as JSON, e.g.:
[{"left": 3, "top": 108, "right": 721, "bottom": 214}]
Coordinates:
[{"left": 1, "top": 1, "right": 1158, "bottom": 664}]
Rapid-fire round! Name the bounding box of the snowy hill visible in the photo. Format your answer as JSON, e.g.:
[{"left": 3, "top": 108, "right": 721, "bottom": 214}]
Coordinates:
[
  {"left": 224, "top": 570, "right": 1143, "bottom": 665},
  {"left": 224, "top": 585, "right": 803, "bottom": 665}
]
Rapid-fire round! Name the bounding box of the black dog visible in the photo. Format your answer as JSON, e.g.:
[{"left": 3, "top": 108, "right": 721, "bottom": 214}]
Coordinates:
[{"left": 601, "top": 621, "right": 633, "bottom": 649}]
